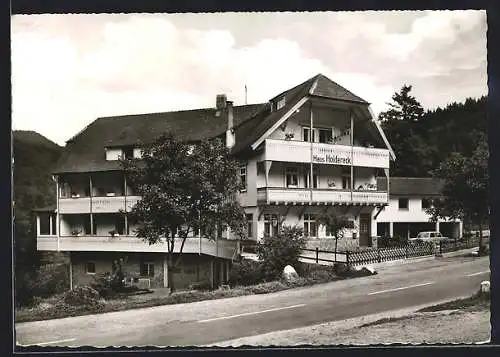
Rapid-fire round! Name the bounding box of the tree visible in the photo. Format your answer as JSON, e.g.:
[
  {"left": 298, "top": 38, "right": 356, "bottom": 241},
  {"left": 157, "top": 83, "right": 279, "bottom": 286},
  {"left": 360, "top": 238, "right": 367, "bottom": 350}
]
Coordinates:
[
  {"left": 317, "top": 211, "right": 356, "bottom": 253},
  {"left": 425, "top": 137, "right": 489, "bottom": 254},
  {"left": 379, "top": 85, "right": 431, "bottom": 177},
  {"left": 379, "top": 84, "right": 424, "bottom": 123},
  {"left": 120, "top": 133, "right": 247, "bottom": 293}
]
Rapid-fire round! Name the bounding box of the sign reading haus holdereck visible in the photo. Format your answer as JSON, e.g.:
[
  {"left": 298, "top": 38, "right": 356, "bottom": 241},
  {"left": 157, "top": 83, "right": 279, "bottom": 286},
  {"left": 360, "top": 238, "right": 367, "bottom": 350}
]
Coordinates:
[{"left": 312, "top": 147, "right": 352, "bottom": 165}]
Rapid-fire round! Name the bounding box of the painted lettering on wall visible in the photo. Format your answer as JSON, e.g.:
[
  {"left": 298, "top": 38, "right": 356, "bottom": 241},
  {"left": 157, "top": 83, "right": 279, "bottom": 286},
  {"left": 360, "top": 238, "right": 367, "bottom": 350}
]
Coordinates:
[{"left": 312, "top": 153, "right": 351, "bottom": 165}]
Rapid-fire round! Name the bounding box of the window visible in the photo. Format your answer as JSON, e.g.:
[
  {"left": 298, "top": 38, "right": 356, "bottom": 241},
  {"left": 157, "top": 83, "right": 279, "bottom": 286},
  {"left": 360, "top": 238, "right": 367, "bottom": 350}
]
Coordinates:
[
  {"left": 115, "top": 215, "right": 125, "bottom": 235},
  {"left": 122, "top": 146, "right": 134, "bottom": 159},
  {"left": 341, "top": 167, "right": 351, "bottom": 190},
  {"left": 318, "top": 128, "right": 333, "bottom": 143},
  {"left": 264, "top": 214, "right": 280, "bottom": 237},
  {"left": 422, "top": 198, "right": 432, "bottom": 209},
  {"left": 83, "top": 215, "right": 91, "bottom": 235},
  {"left": 140, "top": 262, "right": 155, "bottom": 277},
  {"left": 304, "top": 168, "right": 318, "bottom": 188},
  {"left": 39, "top": 213, "right": 51, "bottom": 235},
  {"left": 246, "top": 213, "right": 254, "bottom": 237},
  {"left": 239, "top": 164, "right": 247, "bottom": 191},
  {"left": 398, "top": 198, "right": 409, "bottom": 210},
  {"left": 302, "top": 127, "right": 315, "bottom": 142},
  {"left": 277, "top": 97, "right": 286, "bottom": 110},
  {"left": 303, "top": 214, "right": 317, "bottom": 237},
  {"left": 85, "top": 262, "right": 96, "bottom": 274},
  {"left": 51, "top": 214, "right": 57, "bottom": 235},
  {"left": 285, "top": 167, "right": 299, "bottom": 188}
]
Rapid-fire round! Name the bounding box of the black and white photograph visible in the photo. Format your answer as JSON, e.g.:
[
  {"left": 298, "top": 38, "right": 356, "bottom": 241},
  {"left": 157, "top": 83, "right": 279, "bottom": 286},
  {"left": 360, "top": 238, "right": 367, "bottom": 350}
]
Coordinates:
[{"left": 11, "top": 10, "right": 492, "bottom": 348}]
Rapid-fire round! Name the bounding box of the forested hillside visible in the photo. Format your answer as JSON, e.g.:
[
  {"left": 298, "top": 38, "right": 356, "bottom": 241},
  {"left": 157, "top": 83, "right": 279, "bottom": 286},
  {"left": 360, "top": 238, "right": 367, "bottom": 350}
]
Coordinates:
[
  {"left": 13, "top": 130, "right": 63, "bottom": 268},
  {"left": 378, "top": 85, "right": 487, "bottom": 177}
]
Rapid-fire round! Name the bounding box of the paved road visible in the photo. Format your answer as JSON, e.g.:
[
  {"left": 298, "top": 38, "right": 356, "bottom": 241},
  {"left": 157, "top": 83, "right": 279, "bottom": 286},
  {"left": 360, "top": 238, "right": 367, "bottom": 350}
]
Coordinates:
[{"left": 16, "top": 256, "right": 490, "bottom": 348}]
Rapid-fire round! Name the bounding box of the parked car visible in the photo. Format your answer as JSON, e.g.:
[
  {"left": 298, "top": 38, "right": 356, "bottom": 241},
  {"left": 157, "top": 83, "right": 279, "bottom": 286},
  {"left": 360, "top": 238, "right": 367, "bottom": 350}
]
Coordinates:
[{"left": 409, "top": 231, "right": 452, "bottom": 244}]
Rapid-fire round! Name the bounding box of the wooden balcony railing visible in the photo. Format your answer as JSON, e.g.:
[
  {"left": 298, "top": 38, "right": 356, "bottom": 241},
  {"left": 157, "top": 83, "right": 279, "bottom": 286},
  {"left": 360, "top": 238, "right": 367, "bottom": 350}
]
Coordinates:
[
  {"left": 58, "top": 196, "right": 142, "bottom": 214},
  {"left": 37, "top": 236, "right": 239, "bottom": 260},
  {"left": 263, "top": 139, "right": 390, "bottom": 168},
  {"left": 257, "top": 187, "right": 388, "bottom": 205}
]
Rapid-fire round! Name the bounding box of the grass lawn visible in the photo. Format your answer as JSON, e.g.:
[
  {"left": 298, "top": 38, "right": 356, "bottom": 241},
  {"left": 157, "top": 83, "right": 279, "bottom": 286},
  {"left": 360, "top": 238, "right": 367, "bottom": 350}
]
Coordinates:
[{"left": 16, "top": 262, "right": 365, "bottom": 323}]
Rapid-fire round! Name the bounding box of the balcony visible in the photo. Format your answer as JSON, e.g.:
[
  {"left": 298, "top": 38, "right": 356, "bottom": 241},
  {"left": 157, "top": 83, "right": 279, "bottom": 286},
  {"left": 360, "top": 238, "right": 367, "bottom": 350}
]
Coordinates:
[
  {"left": 58, "top": 196, "right": 142, "bottom": 214},
  {"left": 257, "top": 187, "right": 388, "bottom": 205},
  {"left": 263, "top": 139, "right": 390, "bottom": 169},
  {"left": 37, "top": 236, "right": 239, "bottom": 260}
]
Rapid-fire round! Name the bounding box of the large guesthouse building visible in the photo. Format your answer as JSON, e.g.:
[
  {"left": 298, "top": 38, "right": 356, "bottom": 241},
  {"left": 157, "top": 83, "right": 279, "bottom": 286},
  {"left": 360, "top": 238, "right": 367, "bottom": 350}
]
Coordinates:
[{"left": 35, "top": 74, "right": 395, "bottom": 290}]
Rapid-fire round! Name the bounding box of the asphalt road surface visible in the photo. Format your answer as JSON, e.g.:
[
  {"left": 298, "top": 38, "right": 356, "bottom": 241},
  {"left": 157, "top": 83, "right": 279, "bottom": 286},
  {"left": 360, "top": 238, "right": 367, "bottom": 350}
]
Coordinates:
[{"left": 16, "top": 256, "right": 490, "bottom": 348}]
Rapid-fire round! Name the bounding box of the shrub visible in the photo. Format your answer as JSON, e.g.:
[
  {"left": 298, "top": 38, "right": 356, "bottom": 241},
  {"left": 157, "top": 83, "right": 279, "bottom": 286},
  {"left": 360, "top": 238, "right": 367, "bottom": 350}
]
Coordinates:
[
  {"left": 378, "top": 235, "right": 408, "bottom": 248},
  {"left": 188, "top": 281, "right": 212, "bottom": 291},
  {"left": 228, "top": 259, "right": 266, "bottom": 287},
  {"left": 257, "top": 225, "right": 307, "bottom": 281},
  {"left": 90, "top": 273, "right": 116, "bottom": 298},
  {"left": 62, "top": 286, "right": 102, "bottom": 307},
  {"left": 16, "top": 264, "right": 70, "bottom": 307},
  {"left": 243, "top": 281, "right": 287, "bottom": 294}
]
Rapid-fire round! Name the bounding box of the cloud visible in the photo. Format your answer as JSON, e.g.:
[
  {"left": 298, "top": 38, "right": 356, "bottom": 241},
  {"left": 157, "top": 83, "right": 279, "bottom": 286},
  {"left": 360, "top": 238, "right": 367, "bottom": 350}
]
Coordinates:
[{"left": 11, "top": 11, "right": 487, "bottom": 146}]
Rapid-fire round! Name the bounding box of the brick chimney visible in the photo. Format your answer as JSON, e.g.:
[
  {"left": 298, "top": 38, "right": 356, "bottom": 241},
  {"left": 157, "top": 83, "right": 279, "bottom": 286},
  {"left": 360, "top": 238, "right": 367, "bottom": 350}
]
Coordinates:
[
  {"left": 216, "top": 94, "right": 227, "bottom": 109},
  {"left": 226, "top": 100, "right": 235, "bottom": 149}
]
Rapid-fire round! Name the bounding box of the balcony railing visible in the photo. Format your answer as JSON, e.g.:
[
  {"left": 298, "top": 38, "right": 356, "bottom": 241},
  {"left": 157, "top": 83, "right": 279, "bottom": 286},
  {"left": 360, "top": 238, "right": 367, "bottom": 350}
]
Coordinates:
[
  {"left": 58, "top": 196, "right": 142, "bottom": 214},
  {"left": 257, "top": 187, "right": 388, "bottom": 205},
  {"left": 37, "top": 236, "right": 239, "bottom": 260},
  {"left": 263, "top": 139, "right": 390, "bottom": 168}
]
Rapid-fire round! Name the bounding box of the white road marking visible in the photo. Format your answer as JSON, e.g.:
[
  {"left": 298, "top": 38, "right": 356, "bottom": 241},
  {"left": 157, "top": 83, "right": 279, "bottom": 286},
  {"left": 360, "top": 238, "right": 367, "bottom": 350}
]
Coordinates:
[
  {"left": 197, "top": 304, "right": 307, "bottom": 323},
  {"left": 465, "top": 271, "right": 490, "bottom": 277},
  {"left": 18, "top": 338, "right": 77, "bottom": 346},
  {"left": 368, "top": 282, "right": 435, "bottom": 296}
]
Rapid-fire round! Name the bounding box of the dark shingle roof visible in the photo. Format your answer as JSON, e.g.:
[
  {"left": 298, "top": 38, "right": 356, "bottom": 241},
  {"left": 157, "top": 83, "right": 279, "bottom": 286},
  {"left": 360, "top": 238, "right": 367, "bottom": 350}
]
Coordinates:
[
  {"left": 54, "top": 104, "right": 265, "bottom": 173},
  {"left": 54, "top": 73, "right": 375, "bottom": 174},
  {"left": 32, "top": 204, "right": 56, "bottom": 212},
  {"left": 377, "top": 177, "right": 445, "bottom": 197},
  {"left": 231, "top": 75, "right": 317, "bottom": 154},
  {"left": 310, "top": 74, "right": 369, "bottom": 104}
]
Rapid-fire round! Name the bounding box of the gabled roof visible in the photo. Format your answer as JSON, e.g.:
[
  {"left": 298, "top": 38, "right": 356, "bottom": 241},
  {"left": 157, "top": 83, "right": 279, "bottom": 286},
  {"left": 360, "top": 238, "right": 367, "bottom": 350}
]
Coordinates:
[
  {"left": 309, "top": 74, "right": 369, "bottom": 104},
  {"left": 55, "top": 104, "right": 265, "bottom": 173},
  {"left": 55, "top": 73, "right": 393, "bottom": 173},
  {"left": 232, "top": 75, "right": 317, "bottom": 154},
  {"left": 377, "top": 177, "right": 445, "bottom": 197}
]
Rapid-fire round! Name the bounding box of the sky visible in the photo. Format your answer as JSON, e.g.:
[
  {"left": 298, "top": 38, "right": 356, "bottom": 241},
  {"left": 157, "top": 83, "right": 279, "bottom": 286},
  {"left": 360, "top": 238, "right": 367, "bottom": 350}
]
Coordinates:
[{"left": 11, "top": 11, "right": 487, "bottom": 146}]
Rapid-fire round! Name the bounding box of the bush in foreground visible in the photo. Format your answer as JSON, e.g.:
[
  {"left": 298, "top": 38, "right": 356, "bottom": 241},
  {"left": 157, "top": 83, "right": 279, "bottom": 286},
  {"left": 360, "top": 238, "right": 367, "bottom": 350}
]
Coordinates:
[
  {"left": 257, "top": 225, "right": 307, "bottom": 281},
  {"left": 228, "top": 259, "right": 266, "bottom": 287},
  {"left": 63, "top": 286, "right": 103, "bottom": 307},
  {"left": 16, "top": 264, "right": 70, "bottom": 307}
]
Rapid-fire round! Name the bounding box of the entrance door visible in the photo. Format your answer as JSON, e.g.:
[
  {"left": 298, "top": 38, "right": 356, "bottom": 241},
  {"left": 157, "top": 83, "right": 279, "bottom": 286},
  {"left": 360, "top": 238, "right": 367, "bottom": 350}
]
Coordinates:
[{"left": 359, "top": 213, "right": 372, "bottom": 247}]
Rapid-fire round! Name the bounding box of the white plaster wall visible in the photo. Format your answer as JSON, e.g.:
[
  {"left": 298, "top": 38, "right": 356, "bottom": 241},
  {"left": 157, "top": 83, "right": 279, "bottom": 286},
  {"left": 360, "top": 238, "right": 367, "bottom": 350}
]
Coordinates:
[
  {"left": 255, "top": 206, "right": 361, "bottom": 240},
  {"left": 261, "top": 162, "right": 376, "bottom": 189},
  {"left": 376, "top": 196, "right": 461, "bottom": 223},
  {"left": 238, "top": 159, "right": 258, "bottom": 207},
  {"left": 94, "top": 214, "right": 118, "bottom": 236},
  {"left": 105, "top": 148, "right": 122, "bottom": 161},
  {"left": 133, "top": 148, "right": 142, "bottom": 159},
  {"left": 60, "top": 215, "right": 85, "bottom": 236}
]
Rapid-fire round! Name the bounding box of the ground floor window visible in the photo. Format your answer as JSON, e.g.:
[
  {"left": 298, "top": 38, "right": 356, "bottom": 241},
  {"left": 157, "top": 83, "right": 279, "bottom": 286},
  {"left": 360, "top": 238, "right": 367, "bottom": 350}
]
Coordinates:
[
  {"left": 264, "top": 214, "right": 280, "bottom": 237},
  {"left": 140, "top": 262, "right": 155, "bottom": 277},
  {"left": 85, "top": 262, "right": 96, "bottom": 274},
  {"left": 246, "top": 213, "right": 254, "bottom": 237},
  {"left": 303, "top": 214, "right": 317, "bottom": 237}
]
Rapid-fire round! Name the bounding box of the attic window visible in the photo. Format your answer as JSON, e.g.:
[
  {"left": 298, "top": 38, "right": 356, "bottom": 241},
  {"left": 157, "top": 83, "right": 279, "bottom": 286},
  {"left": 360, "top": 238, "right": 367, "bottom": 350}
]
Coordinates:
[
  {"left": 277, "top": 97, "right": 286, "bottom": 110},
  {"left": 123, "top": 147, "right": 134, "bottom": 159}
]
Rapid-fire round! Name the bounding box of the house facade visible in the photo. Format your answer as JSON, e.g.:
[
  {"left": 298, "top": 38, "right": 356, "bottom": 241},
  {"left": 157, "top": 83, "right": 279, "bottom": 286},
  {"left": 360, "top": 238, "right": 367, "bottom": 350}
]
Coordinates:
[
  {"left": 374, "top": 177, "right": 463, "bottom": 240},
  {"left": 35, "top": 74, "right": 395, "bottom": 290}
]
